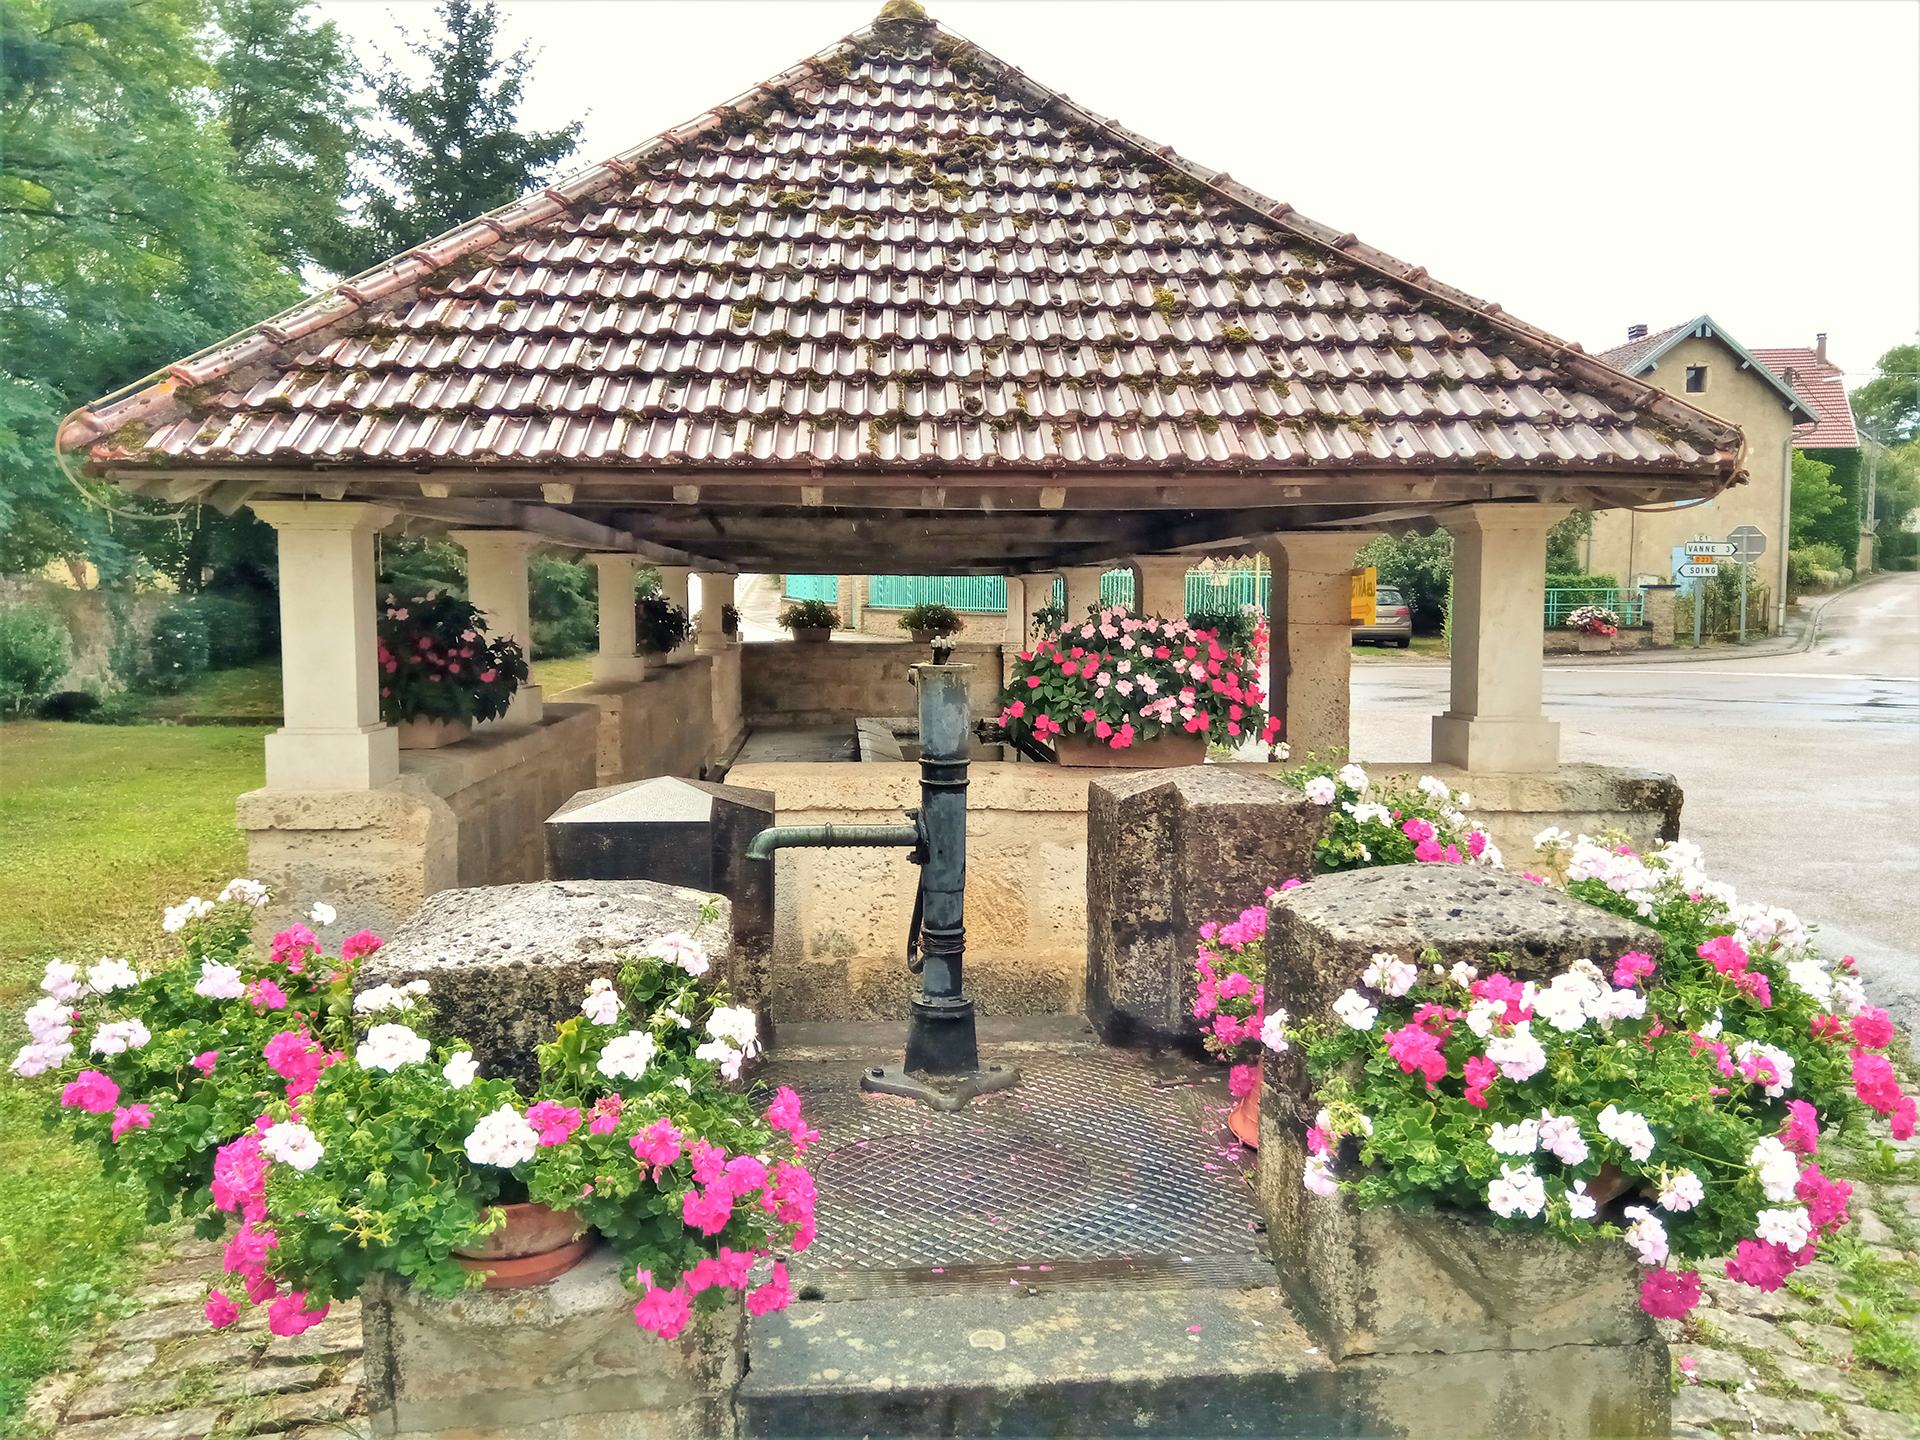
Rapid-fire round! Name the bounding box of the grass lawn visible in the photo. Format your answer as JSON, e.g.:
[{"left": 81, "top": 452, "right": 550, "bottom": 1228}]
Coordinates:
[
  {"left": 0, "top": 722, "right": 268, "bottom": 1420},
  {"left": 1350, "top": 633, "right": 1450, "bottom": 663}
]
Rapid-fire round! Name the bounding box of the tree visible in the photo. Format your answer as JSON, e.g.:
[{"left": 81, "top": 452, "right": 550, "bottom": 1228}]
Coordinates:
[
  {"left": 1356, "top": 530, "right": 1453, "bottom": 630},
  {"left": 1851, "top": 342, "right": 1919, "bottom": 445},
  {"left": 1788, "top": 450, "right": 1844, "bottom": 549},
  {"left": 1, "top": 0, "right": 306, "bottom": 577},
  {"left": 210, "top": 0, "right": 366, "bottom": 273},
  {"left": 338, "top": 0, "right": 580, "bottom": 274}
]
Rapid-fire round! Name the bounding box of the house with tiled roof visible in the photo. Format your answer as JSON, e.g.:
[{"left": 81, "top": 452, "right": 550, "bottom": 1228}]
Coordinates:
[
  {"left": 1587, "top": 316, "right": 1820, "bottom": 620},
  {"left": 1750, "top": 337, "right": 1872, "bottom": 572},
  {"left": 52, "top": 2, "right": 1737, "bottom": 935}
]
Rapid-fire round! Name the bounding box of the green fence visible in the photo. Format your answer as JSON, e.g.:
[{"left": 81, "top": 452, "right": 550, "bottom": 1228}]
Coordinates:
[
  {"left": 1188, "top": 570, "right": 1268, "bottom": 614},
  {"left": 866, "top": 575, "right": 1010, "bottom": 611},
  {"left": 782, "top": 574, "right": 839, "bottom": 602},
  {"left": 1544, "top": 587, "right": 1644, "bottom": 628}
]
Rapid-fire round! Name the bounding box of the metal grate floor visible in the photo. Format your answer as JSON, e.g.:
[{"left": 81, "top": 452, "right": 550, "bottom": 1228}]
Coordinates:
[{"left": 763, "top": 1042, "right": 1276, "bottom": 1297}]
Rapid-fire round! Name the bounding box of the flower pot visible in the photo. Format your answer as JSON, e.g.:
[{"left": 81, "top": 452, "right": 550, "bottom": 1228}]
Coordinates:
[
  {"left": 908, "top": 628, "right": 945, "bottom": 644},
  {"left": 453, "top": 1203, "right": 592, "bottom": 1289},
  {"left": 1228, "top": 1083, "right": 1260, "bottom": 1149},
  {"left": 1576, "top": 633, "right": 1614, "bottom": 653},
  {"left": 395, "top": 717, "right": 472, "bottom": 750},
  {"left": 790, "top": 626, "right": 831, "bottom": 643},
  {"left": 1052, "top": 732, "right": 1207, "bottom": 768}
]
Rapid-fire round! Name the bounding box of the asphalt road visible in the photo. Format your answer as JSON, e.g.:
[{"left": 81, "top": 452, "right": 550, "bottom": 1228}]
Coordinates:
[{"left": 1351, "top": 573, "right": 1920, "bottom": 1028}]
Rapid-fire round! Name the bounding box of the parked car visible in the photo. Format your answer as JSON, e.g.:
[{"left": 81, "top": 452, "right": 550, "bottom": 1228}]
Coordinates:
[{"left": 1353, "top": 585, "right": 1413, "bottom": 647}]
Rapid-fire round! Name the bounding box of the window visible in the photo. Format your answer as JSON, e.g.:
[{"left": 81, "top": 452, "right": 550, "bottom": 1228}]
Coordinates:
[{"left": 1685, "top": 366, "right": 1708, "bottom": 393}]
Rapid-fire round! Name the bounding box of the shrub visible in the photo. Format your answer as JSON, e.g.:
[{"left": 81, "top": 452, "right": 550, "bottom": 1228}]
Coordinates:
[
  {"left": 0, "top": 604, "right": 71, "bottom": 714},
  {"left": 144, "top": 602, "right": 210, "bottom": 694},
  {"left": 778, "top": 599, "right": 840, "bottom": 632},
  {"left": 376, "top": 589, "right": 526, "bottom": 724},
  {"left": 8, "top": 888, "right": 817, "bottom": 1339},
  {"left": 37, "top": 690, "right": 100, "bottom": 722},
  {"left": 190, "top": 592, "right": 267, "bottom": 669},
  {"left": 1356, "top": 531, "right": 1453, "bottom": 629},
  {"left": 1789, "top": 545, "right": 1850, "bottom": 595},
  {"left": 1187, "top": 606, "right": 1260, "bottom": 651},
  {"left": 720, "top": 603, "right": 741, "bottom": 637},
  {"left": 897, "top": 602, "right": 963, "bottom": 638},
  {"left": 636, "top": 594, "right": 693, "bottom": 654},
  {"left": 530, "top": 555, "right": 599, "bottom": 659}
]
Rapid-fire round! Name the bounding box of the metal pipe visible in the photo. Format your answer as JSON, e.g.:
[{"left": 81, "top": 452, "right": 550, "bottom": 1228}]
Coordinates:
[
  {"left": 904, "top": 663, "right": 974, "bottom": 1074},
  {"left": 745, "top": 824, "right": 918, "bottom": 861}
]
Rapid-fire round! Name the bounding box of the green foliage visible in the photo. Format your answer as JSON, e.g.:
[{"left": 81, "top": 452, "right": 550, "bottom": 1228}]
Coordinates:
[
  {"left": 144, "top": 602, "right": 210, "bottom": 694},
  {"left": 635, "top": 594, "right": 692, "bottom": 654},
  {"left": 1278, "top": 760, "right": 1492, "bottom": 872},
  {"left": 1187, "top": 606, "right": 1261, "bottom": 651},
  {"left": 1357, "top": 530, "right": 1453, "bottom": 629},
  {"left": 1030, "top": 601, "right": 1066, "bottom": 633},
  {"left": 1803, "top": 447, "right": 1865, "bottom": 559},
  {"left": 1545, "top": 511, "right": 1594, "bottom": 574},
  {"left": 1546, "top": 572, "right": 1620, "bottom": 593},
  {"left": 529, "top": 555, "right": 597, "bottom": 659},
  {"left": 1851, "top": 343, "right": 1920, "bottom": 445},
  {"left": 1789, "top": 544, "right": 1849, "bottom": 594},
  {"left": 132, "top": 506, "right": 279, "bottom": 601},
  {"left": 1791, "top": 451, "right": 1846, "bottom": 548},
  {"left": 0, "top": 605, "right": 70, "bottom": 714},
  {"left": 778, "top": 599, "right": 840, "bottom": 632},
  {"left": 187, "top": 592, "right": 270, "bottom": 669},
  {"left": 376, "top": 535, "right": 467, "bottom": 595},
  {"left": 339, "top": 0, "right": 581, "bottom": 273},
  {"left": 375, "top": 589, "right": 526, "bottom": 724},
  {"left": 897, "top": 602, "right": 964, "bottom": 638}
]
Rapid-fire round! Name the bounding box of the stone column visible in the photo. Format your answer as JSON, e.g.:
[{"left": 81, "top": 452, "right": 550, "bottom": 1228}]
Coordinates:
[
  {"left": 1259, "top": 531, "right": 1378, "bottom": 762},
  {"left": 1641, "top": 583, "right": 1678, "bottom": 648},
  {"left": 1431, "top": 503, "right": 1571, "bottom": 774},
  {"left": 1061, "top": 566, "right": 1105, "bottom": 625},
  {"left": 587, "top": 553, "right": 645, "bottom": 684},
  {"left": 452, "top": 530, "right": 543, "bottom": 726},
  {"left": 696, "top": 572, "right": 736, "bottom": 653},
  {"left": 250, "top": 501, "right": 399, "bottom": 791},
  {"left": 656, "top": 564, "right": 693, "bottom": 659},
  {"left": 1130, "top": 555, "right": 1189, "bottom": 622}
]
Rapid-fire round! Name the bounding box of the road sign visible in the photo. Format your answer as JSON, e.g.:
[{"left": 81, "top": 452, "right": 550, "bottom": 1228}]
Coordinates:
[
  {"left": 1729, "top": 525, "right": 1767, "bottom": 559},
  {"left": 1677, "top": 562, "right": 1720, "bottom": 578},
  {"left": 1687, "top": 541, "right": 1740, "bottom": 557}
]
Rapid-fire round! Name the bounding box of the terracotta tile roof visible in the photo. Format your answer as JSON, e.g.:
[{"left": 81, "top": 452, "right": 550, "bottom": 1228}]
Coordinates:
[
  {"left": 1595, "top": 322, "right": 1693, "bottom": 376},
  {"left": 1749, "top": 347, "right": 1860, "bottom": 449},
  {"left": 60, "top": 6, "right": 1742, "bottom": 502},
  {"left": 1595, "top": 315, "right": 1822, "bottom": 436}
]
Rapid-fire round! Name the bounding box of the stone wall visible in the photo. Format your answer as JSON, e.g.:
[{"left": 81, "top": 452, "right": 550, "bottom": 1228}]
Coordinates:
[
  {"left": 0, "top": 575, "right": 175, "bottom": 696},
  {"left": 740, "top": 640, "right": 1004, "bottom": 726},
  {"left": 239, "top": 704, "right": 598, "bottom": 940},
  {"left": 554, "top": 654, "right": 720, "bottom": 789}
]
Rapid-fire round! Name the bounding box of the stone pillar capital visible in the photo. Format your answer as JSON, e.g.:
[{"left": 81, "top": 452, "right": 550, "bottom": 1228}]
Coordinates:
[
  {"left": 1262, "top": 531, "right": 1381, "bottom": 572},
  {"left": 449, "top": 528, "right": 544, "bottom": 556},
  {"left": 1431, "top": 502, "right": 1575, "bottom": 537},
  {"left": 249, "top": 500, "right": 396, "bottom": 534}
]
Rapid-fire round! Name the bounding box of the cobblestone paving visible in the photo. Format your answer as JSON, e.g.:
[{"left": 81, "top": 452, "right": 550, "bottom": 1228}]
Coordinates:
[{"left": 22, "top": 1129, "right": 1920, "bottom": 1439}]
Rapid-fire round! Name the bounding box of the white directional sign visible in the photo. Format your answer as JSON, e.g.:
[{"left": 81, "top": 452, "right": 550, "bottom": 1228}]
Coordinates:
[
  {"left": 1687, "top": 542, "right": 1740, "bottom": 557},
  {"left": 1677, "top": 562, "right": 1720, "bottom": 578}
]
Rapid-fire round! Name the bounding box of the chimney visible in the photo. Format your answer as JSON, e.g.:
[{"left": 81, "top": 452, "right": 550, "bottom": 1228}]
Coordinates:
[
  {"left": 1627, "top": 323, "right": 1648, "bottom": 341},
  {"left": 1815, "top": 332, "right": 1828, "bottom": 364}
]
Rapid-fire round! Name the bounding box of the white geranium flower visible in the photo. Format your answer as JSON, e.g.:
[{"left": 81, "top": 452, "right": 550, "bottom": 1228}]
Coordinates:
[
  {"left": 1449, "top": 961, "right": 1479, "bottom": 988},
  {"left": 1303, "top": 775, "right": 1337, "bottom": 806},
  {"left": 1331, "top": 989, "right": 1378, "bottom": 1030},
  {"left": 218, "top": 878, "right": 271, "bottom": 908},
  {"left": 1336, "top": 763, "right": 1369, "bottom": 792},
  {"left": 162, "top": 898, "right": 213, "bottom": 934},
  {"left": 1748, "top": 1136, "right": 1802, "bottom": 1203},
  {"left": 1597, "top": 1105, "right": 1656, "bottom": 1163},
  {"left": 261, "top": 1121, "right": 325, "bottom": 1171},
  {"left": 1537, "top": 1113, "right": 1589, "bottom": 1166},
  {"left": 354, "top": 981, "right": 427, "bottom": 1015},
  {"left": 1417, "top": 775, "right": 1452, "bottom": 803},
  {"left": 1566, "top": 1181, "right": 1598, "bottom": 1220},
  {"left": 1532, "top": 826, "right": 1572, "bottom": 851},
  {"left": 1302, "top": 1154, "right": 1339, "bottom": 1196},
  {"left": 307, "top": 902, "right": 337, "bottom": 927},
  {"left": 695, "top": 1038, "right": 746, "bottom": 1080},
  {"left": 1623, "top": 1206, "right": 1669, "bottom": 1265},
  {"left": 1734, "top": 1040, "right": 1795, "bottom": 1099},
  {"left": 669, "top": 1075, "right": 694, "bottom": 1093},
  {"left": 1362, "top": 954, "right": 1418, "bottom": 997},
  {"left": 1831, "top": 977, "right": 1869, "bottom": 1017},
  {"left": 86, "top": 958, "right": 140, "bottom": 993},
  {"left": 355, "top": 1023, "right": 431, "bottom": 1072},
  {"left": 41, "top": 960, "right": 86, "bottom": 1002},
  {"left": 581, "top": 977, "right": 624, "bottom": 1025},
  {"left": 1786, "top": 959, "right": 1833, "bottom": 1005},
  {"left": 464, "top": 1105, "right": 539, "bottom": 1167},
  {"left": 1345, "top": 801, "right": 1392, "bottom": 826},
  {"left": 1259, "top": 1008, "right": 1290, "bottom": 1052},
  {"left": 25, "top": 997, "right": 73, "bottom": 1044},
  {"left": 194, "top": 961, "right": 247, "bottom": 1001},
  {"left": 90, "top": 1019, "right": 150, "bottom": 1055},
  {"left": 1487, "top": 1164, "right": 1546, "bottom": 1219},
  {"left": 706, "top": 1005, "right": 760, "bottom": 1054},
  {"left": 1485, "top": 1027, "right": 1548, "bottom": 1082},
  {"left": 442, "top": 1052, "right": 478, "bottom": 1089},
  {"left": 12, "top": 1040, "right": 73, "bottom": 1077},
  {"left": 654, "top": 932, "right": 710, "bottom": 977},
  {"left": 1755, "top": 1207, "right": 1812, "bottom": 1250},
  {"left": 598, "top": 1030, "right": 658, "bottom": 1081},
  {"left": 1489, "top": 1120, "right": 1539, "bottom": 1157},
  {"left": 1658, "top": 1169, "right": 1705, "bottom": 1213}
]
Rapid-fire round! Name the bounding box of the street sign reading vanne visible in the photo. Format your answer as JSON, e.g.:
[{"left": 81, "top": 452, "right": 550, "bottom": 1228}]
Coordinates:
[{"left": 1688, "top": 541, "right": 1740, "bottom": 557}]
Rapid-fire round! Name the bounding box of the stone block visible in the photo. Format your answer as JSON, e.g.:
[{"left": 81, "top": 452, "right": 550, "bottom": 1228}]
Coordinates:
[
  {"left": 1085, "top": 767, "right": 1326, "bottom": 1047},
  {"left": 59, "top": 1407, "right": 222, "bottom": 1440},
  {"left": 361, "top": 1246, "right": 741, "bottom": 1440},
  {"left": 1341, "top": 1337, "right": 1670, "bottom": 1439},
  {"left": 253, "top": 1383, "right": 360, "bottom": 1432},
  {"left": 1677, "top": 1347, "right": 1752, "bottom": 1385},
  {"left": 1670, "top": 1386, "right": 1744, "bottom": 1427},
  {"left": 211, "top": 1363, "right": 325, "bottom": 1400},
  {"left": 1739, "top": 1391, "right": 1834, "bottom": 1432},
  {"left": 106, "top": 1304, "right": 219, "bottom": 1345},
  {"left": 1774, "top": 1354, "right": 1864, "bottom": 1402},
  {"left": 357, "top": 880, "right": 731, "bottom": 1089},
  {"left": 1844, "top": 1403, "right": 1917, "bottom": 1438}
]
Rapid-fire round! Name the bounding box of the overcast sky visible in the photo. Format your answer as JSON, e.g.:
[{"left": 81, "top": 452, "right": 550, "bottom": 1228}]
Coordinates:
[{"left": 314, "top": 0, "right": 1920, "bottom": 381}]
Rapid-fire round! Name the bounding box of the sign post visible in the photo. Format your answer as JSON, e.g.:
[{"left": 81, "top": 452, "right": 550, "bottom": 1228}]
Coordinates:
[
  {"left": 1728, "top": 526, "right": 1767, "bottom": 644},
  {"left": 1679, "top": 535, "right": 1734, "bottom": 647}
]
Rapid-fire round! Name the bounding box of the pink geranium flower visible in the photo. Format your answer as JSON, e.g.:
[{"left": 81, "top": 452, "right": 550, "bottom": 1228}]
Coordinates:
[
  {"left": 61, "top": 1070, "right": 120, "bottom": 1114},
  {"left": 110, "top": 1104, "right": 153, "bottom": 1141},
  {"left": 1638, "top": 1268, "right": 1701, "bottom": 1320}
]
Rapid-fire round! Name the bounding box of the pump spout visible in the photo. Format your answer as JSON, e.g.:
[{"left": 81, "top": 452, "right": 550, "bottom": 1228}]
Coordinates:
[{"left": 746, "top": 823, "right": 919, "bottom": 861}]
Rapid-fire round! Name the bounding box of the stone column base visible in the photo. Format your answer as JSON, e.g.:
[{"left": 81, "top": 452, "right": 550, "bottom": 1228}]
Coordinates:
[
  {"left": 264, "top": 724, "right": 400, "bottom": 792},
  {"left": 593, "top": 653, "right": 647, "bottom": 683},
  {"left": 362, "top": 1247, "right": 743, "bottom": 1440},
  {"left": 1431, "top": 713, "right": 1560, "bottom": 774},
  {"left": 501, "top": 685, "right": 544, "bottom": 727}
]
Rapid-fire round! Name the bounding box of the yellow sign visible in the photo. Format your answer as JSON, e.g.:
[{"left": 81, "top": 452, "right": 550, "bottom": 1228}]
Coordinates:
[{"left": 1350, "top": 567, "right": 1377, "bottom": 626}]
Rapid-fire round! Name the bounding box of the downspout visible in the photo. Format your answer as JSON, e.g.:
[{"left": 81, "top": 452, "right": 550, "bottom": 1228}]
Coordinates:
[{"left": 1776, "top": 434, "right": 1793, "bottom": 634}]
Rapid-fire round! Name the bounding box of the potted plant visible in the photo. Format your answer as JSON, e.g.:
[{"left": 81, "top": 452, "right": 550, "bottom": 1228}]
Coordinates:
[
  {"left": 636, "top": 594, "right": 693, "bottom": 656},
  {"left": 898, "top": 602, "right": 964, "bottom": 645},
  {"left": 721, "top": 603, "right": 741, "bottom": 639},
  {"left": 1264, "top": 830, "right": 1886, "bottom": 1332},
  {"left": 377, "top": 591, "right": 527, "bottom": 748},
  {"left": 778, "top": 599, "right": 840, "bottom": 643},
  {"left": 1567, "top": 604, "right": 1620, "bottom": 653},
  {"left": 991, "top": 604, "right": 1272, "bottom": 767},
  {"left": 12, "top": 887, "right": 818, "bottom": 1337}
]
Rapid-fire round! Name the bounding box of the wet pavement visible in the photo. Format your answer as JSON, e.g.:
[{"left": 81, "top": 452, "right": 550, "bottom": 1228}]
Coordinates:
[{"left": 1352, "top": 573, "right": 1920, "bottom": 1029}]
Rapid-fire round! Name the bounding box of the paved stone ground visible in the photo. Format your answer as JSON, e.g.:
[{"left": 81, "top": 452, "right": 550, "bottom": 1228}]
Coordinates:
[{"left": 23, "top": 1119, "right": 1920, "bottom": 1440}]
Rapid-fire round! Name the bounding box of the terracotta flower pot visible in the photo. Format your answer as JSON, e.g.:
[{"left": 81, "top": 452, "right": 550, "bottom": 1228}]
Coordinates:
[
  {"left": 1228, "top": 1083, "right": 1260, "bottom": 1149},
  {"left": 790, "top": 626, "right": 831, "bottom": 643},
  {"left": 395, "top": 717, "right": 472, "bottom": 750},
  {"left": 453, "top": 1203, "right": 592, "bottom": 1289},
  {"left": 1052, "top": 732, "right": 1207, "bottom": 768}
]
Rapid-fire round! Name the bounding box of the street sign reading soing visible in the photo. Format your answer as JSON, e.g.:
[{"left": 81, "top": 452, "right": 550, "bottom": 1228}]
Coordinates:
[{"left": 1677, "top": 562, "right": 1720, "bottom": 578}]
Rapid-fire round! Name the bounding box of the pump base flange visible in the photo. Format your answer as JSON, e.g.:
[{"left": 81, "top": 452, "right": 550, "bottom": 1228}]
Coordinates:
[{"left": 858, "top": 1064, "right": 1020, "bottom": 1112}]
